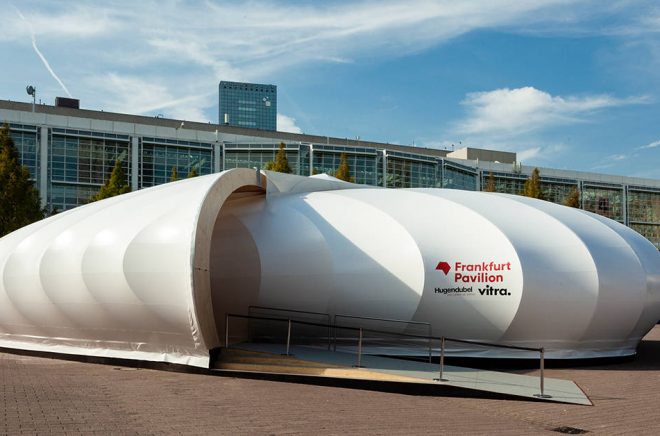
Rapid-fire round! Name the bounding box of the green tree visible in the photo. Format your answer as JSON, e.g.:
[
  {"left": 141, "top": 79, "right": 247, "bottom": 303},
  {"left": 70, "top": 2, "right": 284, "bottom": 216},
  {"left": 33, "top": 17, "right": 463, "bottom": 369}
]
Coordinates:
[
  {"left": 0, "top": 125, "right": 44, "bottom": 236},
  {"left": 264, "top": 143, "right": 292, "bottom": 174},
  {"left": 90, "top": 159, "right": 130, "bottom": 202},
  {"left": 334, "top": 152, "right": 354, "bottom": 182},
  {"left": 564, "top": 186, "right": 580, "bottom": 208},
  {"left": 522, "top": 167, "right": 543, "bottom": 200},
  {"left": 170, "top": 166, "right": 178, "bottom": 182},
  {"left": 187, "top": 167, "right": 198, "bottom": 178},
  {"left": 484, "top": 172, "right": 496, "bottom": 192}
]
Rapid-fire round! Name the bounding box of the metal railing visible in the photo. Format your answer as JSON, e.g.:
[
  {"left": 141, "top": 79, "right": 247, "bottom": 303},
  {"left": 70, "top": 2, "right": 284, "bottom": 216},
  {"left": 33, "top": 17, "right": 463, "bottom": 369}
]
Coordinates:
[
  {"left": 437, "top": 336, "right": 549, "bottom": 399},
  {"left": 224, "top": 313, "right": 551, "bottom": 398},
  {"left": 333, "top": 314, "right": 433, "bottom": 363},
  {"left": 248, "top": 305, "right": 331, "bottom": 324},
  {"left": 248, "top": 305, "right": 332, "bottom": 349}
]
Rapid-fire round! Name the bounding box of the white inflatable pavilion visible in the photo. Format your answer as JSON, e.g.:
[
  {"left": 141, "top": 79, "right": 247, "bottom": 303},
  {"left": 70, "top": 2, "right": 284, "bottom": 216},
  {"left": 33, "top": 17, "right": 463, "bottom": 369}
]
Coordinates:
[{"left": 0, "top": 168, "right": 659, "bottom": 367}]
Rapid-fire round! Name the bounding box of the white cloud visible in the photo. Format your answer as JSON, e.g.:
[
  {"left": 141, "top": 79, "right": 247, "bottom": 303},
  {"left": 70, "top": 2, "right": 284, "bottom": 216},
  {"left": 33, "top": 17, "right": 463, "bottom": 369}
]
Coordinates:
[
  {"left": 517, "top": 147, "right": 543, "bottom": 162},
  {"left": 3, "top": 0, "right": 658, "bottom": 126},
  {"left": 450, "top": 86, "right": 647, "bottom": 167},
  {"left": 501, "top": 142, "right": 567, "bottom": 165},
  {"left": 640, "top": 139, "right": 660, "bottom": 149},
  {"left": 457, "top": 86, "right": 647, "bottom": 136},
  {"left": 131, "top": 0, "right": 596, "bottom": 80},
  {"left": 614, "top": 8, "right": 660, "bottom": 36},
  {"left": 1, "top": 4, "right": 120, "bottom": 41},
  {"left": 277, "top": 114, "right": 303, "bottom": 134},
  {"left": 590, "top": 152, "right": 642, "bottom": 171},
  {"left": 89, "top": 73, "right": 215, "bottom": 121}
]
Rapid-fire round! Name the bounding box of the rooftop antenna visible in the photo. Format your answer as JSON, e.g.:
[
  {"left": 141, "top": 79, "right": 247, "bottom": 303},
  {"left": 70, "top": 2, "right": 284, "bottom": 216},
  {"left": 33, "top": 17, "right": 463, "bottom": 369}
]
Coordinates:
[{"left": 26, "top": 85, "right": 36, "bottom": 112}]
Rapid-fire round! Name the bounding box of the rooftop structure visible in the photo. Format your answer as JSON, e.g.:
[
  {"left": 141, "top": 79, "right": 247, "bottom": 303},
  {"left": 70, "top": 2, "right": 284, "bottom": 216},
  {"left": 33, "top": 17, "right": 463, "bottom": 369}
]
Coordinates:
[{"left": 447, "top": 147, "right": 516, "bottom": 164}]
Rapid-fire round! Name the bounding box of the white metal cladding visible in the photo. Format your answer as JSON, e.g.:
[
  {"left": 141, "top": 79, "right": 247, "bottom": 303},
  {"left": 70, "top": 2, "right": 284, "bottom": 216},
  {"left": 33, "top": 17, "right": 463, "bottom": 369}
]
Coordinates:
[{"left": 0, "top": 169, "right": 658, "bottom": 366}]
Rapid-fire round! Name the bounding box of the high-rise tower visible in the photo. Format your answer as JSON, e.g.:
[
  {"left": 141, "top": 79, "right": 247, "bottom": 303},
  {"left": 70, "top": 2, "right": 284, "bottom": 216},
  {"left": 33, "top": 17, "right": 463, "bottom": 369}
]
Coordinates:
[{"left": 219, "top": 81, "right": 277, "bottom": 131}]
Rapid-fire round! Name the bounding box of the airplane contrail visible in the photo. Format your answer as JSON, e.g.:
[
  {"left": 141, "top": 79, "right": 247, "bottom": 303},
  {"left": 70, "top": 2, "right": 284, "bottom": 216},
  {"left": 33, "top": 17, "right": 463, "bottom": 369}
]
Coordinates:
[{"left": 14, "top": 6, "right": 72, "bottom": 98}]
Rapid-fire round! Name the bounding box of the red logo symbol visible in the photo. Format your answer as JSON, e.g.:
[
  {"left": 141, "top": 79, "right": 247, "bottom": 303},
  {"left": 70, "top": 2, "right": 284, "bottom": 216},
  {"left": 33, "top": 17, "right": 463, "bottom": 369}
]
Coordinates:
[{"left": 436, "top": 262, "right": 451, "bottom": 275}]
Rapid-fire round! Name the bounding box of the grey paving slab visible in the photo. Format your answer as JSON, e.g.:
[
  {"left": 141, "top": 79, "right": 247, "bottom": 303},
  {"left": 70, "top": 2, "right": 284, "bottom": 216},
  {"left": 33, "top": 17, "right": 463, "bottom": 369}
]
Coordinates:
[{"left": 233, "top": 342, "right": 591, "bottom": 405}]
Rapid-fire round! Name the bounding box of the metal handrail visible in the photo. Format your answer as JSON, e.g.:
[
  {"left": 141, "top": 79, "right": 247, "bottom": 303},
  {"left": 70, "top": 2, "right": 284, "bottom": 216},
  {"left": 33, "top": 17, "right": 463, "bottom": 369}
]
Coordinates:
[
  {"left": 224, "top": 313, "right": 551, "bottom": 398},
  {"left": 226, "top": 313, "right": 540, "bottom": 351},
  {"left": 334, "top": 313, "right": 432, "bottom": 329},
  {"left": 247, "top": 305, "right": 332, "bottom": 349},
  {"left": 249, "top": 305, "right": 331, "bottom": 321},
  {"left": 333, "top": 314, "right": 433, "bottom": 362}
]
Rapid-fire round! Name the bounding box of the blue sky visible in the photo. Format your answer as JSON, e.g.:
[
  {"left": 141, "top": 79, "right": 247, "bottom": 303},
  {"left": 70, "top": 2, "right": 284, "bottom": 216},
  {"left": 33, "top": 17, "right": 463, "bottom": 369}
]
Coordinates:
[{"left": 1, "top": 0, "right": 659, "bottom": 178}]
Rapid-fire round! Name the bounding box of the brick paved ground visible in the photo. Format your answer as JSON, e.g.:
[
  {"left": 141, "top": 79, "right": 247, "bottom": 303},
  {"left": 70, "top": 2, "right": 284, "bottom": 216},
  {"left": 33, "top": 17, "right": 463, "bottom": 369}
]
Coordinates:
[{"left": 2, "top": 327, "right": 660, "bottom": 435}]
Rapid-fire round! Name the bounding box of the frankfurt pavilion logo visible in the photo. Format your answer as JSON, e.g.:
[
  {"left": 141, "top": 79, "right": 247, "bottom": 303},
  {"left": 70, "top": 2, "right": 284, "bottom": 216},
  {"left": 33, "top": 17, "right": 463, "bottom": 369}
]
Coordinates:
[
  {"left": 436, "top": 261, "right": 451, "bottom": 275},
  {"left": 435, "top": 260, "right": 512, "bottom": 296}
]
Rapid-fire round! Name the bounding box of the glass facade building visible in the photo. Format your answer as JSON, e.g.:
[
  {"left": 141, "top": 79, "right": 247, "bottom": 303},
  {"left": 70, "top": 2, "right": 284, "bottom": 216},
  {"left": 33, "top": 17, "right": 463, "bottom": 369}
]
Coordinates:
[
  {"left": 481, "top": 172, "right": 579, "bottom": 206},
  {"left": 9, "top": 123, "right": 39, "bottom": 182},
  {"left": 2, "top": 99, "right": 659, "bottom": 249},
  {"left": 48, "top": 128, "right": 131, "bottom": 211},
  {"left": 224, "top": 143, "right": 300, "bottom": 174},
  {"left": 443, "top": 161, "right": 478, "bottom": 191},
  {"left": 219, "top": 81, "right": 277, "bottom": 131},
  {"left": 386, "top": 151, "right": 438, "bottom": 188},
  {"left": 582, "top": 183, "right": 624, "bottom": 222},
  {"left": 140, "top": 138, "right": 214, "bottom": 188}
]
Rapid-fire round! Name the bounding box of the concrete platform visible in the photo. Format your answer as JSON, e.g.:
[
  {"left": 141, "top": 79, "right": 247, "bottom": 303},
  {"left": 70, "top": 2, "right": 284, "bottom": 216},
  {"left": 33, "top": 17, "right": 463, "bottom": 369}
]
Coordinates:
[{"left": 219, "top": 343, "right": 591, "bottom": 405}]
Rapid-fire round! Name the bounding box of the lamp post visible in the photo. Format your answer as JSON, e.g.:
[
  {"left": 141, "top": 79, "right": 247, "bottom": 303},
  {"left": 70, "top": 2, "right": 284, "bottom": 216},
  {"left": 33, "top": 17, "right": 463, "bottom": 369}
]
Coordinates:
[{"left": 26, "top": 85, "right": 36, "bottom": 112}]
